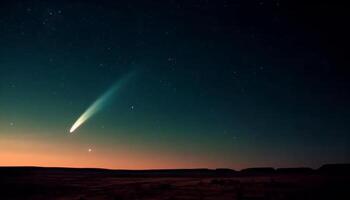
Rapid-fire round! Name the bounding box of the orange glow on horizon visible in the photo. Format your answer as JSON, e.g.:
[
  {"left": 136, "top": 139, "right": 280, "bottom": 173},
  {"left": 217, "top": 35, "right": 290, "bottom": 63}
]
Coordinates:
[{"left": 0, "top": 134, "right": 244, "bottom": 170}]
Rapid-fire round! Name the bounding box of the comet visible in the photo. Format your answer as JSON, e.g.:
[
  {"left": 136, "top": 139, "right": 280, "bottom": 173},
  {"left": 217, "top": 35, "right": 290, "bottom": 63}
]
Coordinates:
[{"left": 69, "top": 70, "right": 137, "bottom": 133}]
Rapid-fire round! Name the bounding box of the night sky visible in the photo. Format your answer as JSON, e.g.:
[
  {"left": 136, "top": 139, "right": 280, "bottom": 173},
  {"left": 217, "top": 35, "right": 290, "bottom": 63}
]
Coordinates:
[{"left": 0, "top": 1, "right": 349, "bottom": 169}]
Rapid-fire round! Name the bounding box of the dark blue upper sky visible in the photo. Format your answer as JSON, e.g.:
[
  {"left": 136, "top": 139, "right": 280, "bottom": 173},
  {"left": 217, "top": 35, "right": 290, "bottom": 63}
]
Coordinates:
[{"left": 0, "top": 1, "right": 349, "bottom": 169}]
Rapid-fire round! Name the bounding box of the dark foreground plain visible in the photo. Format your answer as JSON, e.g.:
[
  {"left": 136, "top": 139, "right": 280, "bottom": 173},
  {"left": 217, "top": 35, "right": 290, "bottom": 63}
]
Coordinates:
[{"left": 0, "top": 164, "right": 349, "bottom": 200}]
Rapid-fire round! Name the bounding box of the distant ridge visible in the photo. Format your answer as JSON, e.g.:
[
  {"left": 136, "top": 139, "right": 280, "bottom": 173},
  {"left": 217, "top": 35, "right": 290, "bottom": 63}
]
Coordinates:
[
  {"left": 0, "top": 163, "right": 349, "bottom": 177},
  {"left": 318, "top": 163, "right": 350, "bottom": 175},
  {"left": 240, "top": 167, "right": 275, "bottom": 174},
  {"left": 276, "top": 167, "right": 313, "bottom": 174}
]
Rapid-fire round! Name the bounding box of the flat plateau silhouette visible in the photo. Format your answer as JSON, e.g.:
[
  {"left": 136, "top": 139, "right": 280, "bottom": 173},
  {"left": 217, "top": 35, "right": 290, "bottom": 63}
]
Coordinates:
[{"left": 0, "top": 164, "right": 349, "bottom": 200}]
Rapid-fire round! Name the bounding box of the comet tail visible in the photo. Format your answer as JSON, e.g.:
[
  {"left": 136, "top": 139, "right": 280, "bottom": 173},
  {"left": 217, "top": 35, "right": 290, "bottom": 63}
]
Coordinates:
[{"left": 70, "top": 71, "right": 137, "bottom": 133}]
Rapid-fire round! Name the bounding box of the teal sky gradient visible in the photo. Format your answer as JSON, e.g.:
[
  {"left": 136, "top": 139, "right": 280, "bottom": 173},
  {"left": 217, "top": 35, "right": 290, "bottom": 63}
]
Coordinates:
[{"left": 0, "top": 1, "right": 349, "bottom": 169}]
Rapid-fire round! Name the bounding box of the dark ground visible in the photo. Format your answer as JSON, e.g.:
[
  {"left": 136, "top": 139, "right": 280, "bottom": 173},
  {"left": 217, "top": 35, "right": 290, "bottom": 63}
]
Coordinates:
[{"left": 0, "top": 164, "right": 349, "bottom": 200}]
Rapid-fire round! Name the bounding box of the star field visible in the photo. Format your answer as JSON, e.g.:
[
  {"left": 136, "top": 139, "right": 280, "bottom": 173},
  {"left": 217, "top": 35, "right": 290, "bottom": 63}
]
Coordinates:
[{"left": 0, "top": 1, "right": 349, "bottom": 169}]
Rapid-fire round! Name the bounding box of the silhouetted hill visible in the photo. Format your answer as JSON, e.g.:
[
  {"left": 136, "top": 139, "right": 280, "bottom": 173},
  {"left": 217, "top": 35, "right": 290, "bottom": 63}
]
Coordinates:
[
  {"left": 1, "top": 163, "right": 349, "bottom": 177},
  {"left": 318, "top": 163, "right": 350, "bottom": 175},
  {"left": 0, "top": 167, "right": 237, "bottom": 178},
  {"left": 276, "top": 167, "right": 314, "bottom": 174},
  {"left": 240, "top": 167, "right": 275, "bottom": 175},
  {"left": 1, "top": 164, "right": 349, "bottom": 200}
]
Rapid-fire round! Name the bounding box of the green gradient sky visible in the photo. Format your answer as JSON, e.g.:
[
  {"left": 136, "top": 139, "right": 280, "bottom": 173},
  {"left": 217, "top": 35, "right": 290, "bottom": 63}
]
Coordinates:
[{"left": 1, "top": 1, "right": 349, "bottom": 169}]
